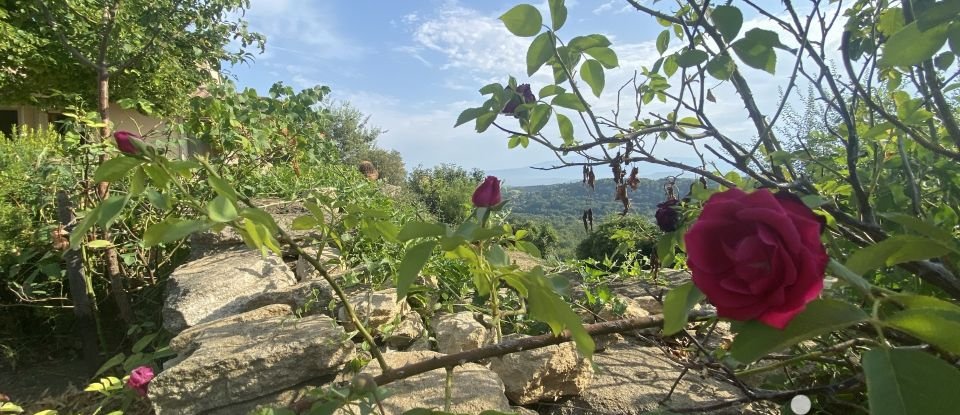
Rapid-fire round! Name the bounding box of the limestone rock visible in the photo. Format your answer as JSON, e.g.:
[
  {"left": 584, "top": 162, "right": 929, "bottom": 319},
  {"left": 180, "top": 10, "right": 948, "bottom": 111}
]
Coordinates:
[
  {"left": 490, "top": 336, "right": 593, "bottom": 405},
  {"left": 351, "top": 351, "right": 511, "bottom": 414},
  {"left": 189, "top": 198, "right": 328, "bottom": 257},
  {"left": 162, "top": 248, "right": 297, "bottom": 334},
  {"left": 203, "top": 377, "right": 331, "bottom": 415},
  {"left": 239, "top": 278, "right": 338, "bottom": 315},
  {"left": 433, "top": 312, "right": 489, "bottom": 354},
  {"left": 633, "top": 295, "right": 663, "bottom": 314},
  {"left": 545, "top": 341, "right": 749, "bottom": 415},
  {"left": 384, "top": 311, "right": 425, "bottom": 349},
  {"left": 150, "top": 307, "right": 355, "bottom": 414},
  {"left": 337, "top": 288, "right": 409, "bottom": 333}
]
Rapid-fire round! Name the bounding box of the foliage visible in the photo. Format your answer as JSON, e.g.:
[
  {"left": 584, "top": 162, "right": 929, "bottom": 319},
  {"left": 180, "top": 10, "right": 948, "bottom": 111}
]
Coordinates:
[
  {"left": 406, "top": 164, "right": 485, "bottom": 224},
  {"left": 505, "top": 217, "right": 559, "bottom": 258},
  {"left": 358, "top": 147, "right": 406, "bottom": 186},
  {"left": 0, "top": 0, "right": 263, "bottom": 114},
  {"left": 575, "top": 215, "right": 660, "bottom": 265},
  {"left": 459, "top": 0, "right": 960, "bottom": 411}
]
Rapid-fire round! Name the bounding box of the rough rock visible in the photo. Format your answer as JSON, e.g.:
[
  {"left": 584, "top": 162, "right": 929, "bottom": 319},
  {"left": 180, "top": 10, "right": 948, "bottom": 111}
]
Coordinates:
[
  {"left": 351, "top": 351, "right": 511, "bottom": 414},
  {"left": 597, "top": 295, "right": 651, "bottom": 322},
  {"left": 432, "top": 312, "right": 489, "bottom": 354},
  {"left": 295, "top": 246, "right": 345, "bottom": 281},
  {"left": 490, "top": 335, "right": 593, "bottom": 405},
  {"left": 162, "top": 248, "right": 297, "bottom": 333},
  {"left": 633, "top": 295, "right": 663, "bottom": 314},
  {"left": 337, "top": 288, "right": 409, "bottom": 333},
  {"left": 203, "top": 377, "right": 331, "bottom": 415},
  {"left": 239, "top": 278, "right": 339, "bottom": 315},
  {"left": 189, "top": 198, "right": 331, "bottom": 257},
  {"left": 545, "top": 341, "right": 750, "bottom": 415},
  {"left": 150, "top": 306, "right": 355, "bottom": 414},
  {"left": 384, "top": 311, "right": 426, "bottom": 349}
]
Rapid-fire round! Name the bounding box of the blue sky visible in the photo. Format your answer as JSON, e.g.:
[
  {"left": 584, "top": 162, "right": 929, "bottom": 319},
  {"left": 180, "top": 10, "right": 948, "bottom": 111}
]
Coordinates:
[{"left": 225, "top": 0, "right": 829, "bottom": 175}]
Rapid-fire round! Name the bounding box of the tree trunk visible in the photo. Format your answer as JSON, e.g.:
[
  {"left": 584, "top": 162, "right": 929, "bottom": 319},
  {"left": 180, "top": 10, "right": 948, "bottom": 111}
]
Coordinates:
[
  {"left": 97, "top": 69, "right": 134, "bottom": 326},
  {"left": 56, "top": 191, "right": 101, "bottom": 372}
]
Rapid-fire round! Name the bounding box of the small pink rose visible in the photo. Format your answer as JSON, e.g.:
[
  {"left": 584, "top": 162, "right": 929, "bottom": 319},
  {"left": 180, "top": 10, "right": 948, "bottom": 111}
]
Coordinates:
[
  {"left": 113, "top": 131, "right": 141, "bottom": 155},
  {"left": 126, "top": 365, "right": 155, "bottom": 397},
  {"left": 472, "top": 176, "right": 502, "bottom": 208}
]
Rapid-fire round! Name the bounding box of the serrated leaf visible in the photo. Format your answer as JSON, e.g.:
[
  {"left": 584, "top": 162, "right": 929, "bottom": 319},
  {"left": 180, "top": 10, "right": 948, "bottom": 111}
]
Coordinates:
[
  {"left": 143, "top": 218, "right": 210, "bottom": 247},
  {"left": 584, "top": 46, "right": 619, "bottom": 68},
  {"left": 880, "top": 21, "right": 949, "bottom": 68},
  {"left": 130, "top": 166, "right": 146, "bottom": 196},
  {"left": 656, "top": 30, "right": 670, "bottom": 54},
  {"left": 538, "top": 85, "right": 565, "bottom": 98},
  {"left": 515, "top": 240, "right": 541, "bottom": 258},
  {"left": 580, "top": 59, "right": 605, "bottom": 97},
  {"left": 556, "top": 113, "right": 574, "bottom": 145},
  {"left": 711, "top": 5, "right": 743, "bottom": 42},
  {"left": 500, "top": 4, "right": 542, "bottom": 37},
  {"left": 551, "top": 93, "right": 587, "bottom": 111},
  {"left": 526, "top": 104, "right": 552, "bottom": 135},
  {"left": 863, "top": 348, "right": 960, "bottom": 415},
  {"left": 207, "top": 195, "right": 238, "bottom": 223},
  {"left": 548, "top": 0, "right": 567, "bottom": 31},
  {"left": 94, "top": 156, "right": 143, "bottom": 183},
  {"left": 397, "top": 240, "right": 437, "bottom": 300},
  {"left": 729, "top": 299, "right": 868, "bottom": 364},
  {"left": 567, "top": 34, "right": 611, "bottom": 52},
  {"left": 527, "top": 32, "right": 555, "bottom": 76},
  {"left": 455, "top": 107, "right": 484, "bottom": 128},
  {"left": 663, "top": 55, "right": 679, "bottom": 77},
  {"left": 475, "top": 112, "right": 497, "bottom": 133},
  {"left": 662, "top": 281, "right": 705, "bottom": 335},
  {"left": 398, "top": 221, "right": 446, "bottom": 242},
  {"left": 705, "top": 54, "right": 735, "bottom": 80},
  {"left": 677, "top": 49, "right": 708, "bottom": 67}
]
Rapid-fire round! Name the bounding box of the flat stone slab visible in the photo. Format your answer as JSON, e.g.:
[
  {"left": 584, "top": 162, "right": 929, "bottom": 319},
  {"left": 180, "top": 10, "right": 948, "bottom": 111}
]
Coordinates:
[
  {"left": 149, "top": 306, "right": 356, "bottom": 414},
  {"left": 490, "top": 336, "right": 593, "bottom": 405},
  {"left": 162, "top": 248, "right": 297, "bottom": 333}
]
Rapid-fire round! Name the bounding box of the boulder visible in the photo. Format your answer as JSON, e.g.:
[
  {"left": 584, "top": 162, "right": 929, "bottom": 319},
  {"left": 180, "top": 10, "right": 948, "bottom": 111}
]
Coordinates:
[
  {"left": 149, "top": 306, "right": 355, "bottom": 414},
  {"left": 351, "top": 351, "right": 512, "bottom": 414},
  {"left": 489, "top": 335, "right": 593, "bottom": 405},
  {"left": 162, "top": 248, "right": 297, "bottom": 334},
  {"left": 545, "top": 341, "right": 750, "bottom": 415},
  {"left": 337, "top": 288, "right": 409, "bottom": 333},
  {"left": 432, "top": 312, "right": 489, "bottom": 354},
  {"left": 204, "top": 377, "right": 331, "bottom": 415},
  {"left": 189, "top": 198, "right": 329, "bottom": 257},
  {"left": 384, "top": 311, "right": 426, "bottom": 349}
]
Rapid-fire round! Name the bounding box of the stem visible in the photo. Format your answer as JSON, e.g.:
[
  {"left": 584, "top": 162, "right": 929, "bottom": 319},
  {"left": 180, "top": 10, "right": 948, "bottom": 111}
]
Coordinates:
[
  {"left": 444, "top": 366, "right": 453, "bottom": 412},
  {"left": 736, "top": 338, "right": 872, "bottom": 377}
]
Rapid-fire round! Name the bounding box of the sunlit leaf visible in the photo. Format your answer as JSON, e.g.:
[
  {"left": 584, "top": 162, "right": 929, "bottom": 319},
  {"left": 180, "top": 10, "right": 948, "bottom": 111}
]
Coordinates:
[
  {"left": 500, "top": 4, "right": 542, "bottom": 37},
  {"left": 579, "top": 59, "right": 605, "bottom": 97},
  {"left": 397, "top": 240, "right": 438, "bottom": 300},
  {"left": 662, "top": 281, "right": 704, "bottom": 335},
  {"left": 863, "top": 347, "right": 960, "bottom": 415}
]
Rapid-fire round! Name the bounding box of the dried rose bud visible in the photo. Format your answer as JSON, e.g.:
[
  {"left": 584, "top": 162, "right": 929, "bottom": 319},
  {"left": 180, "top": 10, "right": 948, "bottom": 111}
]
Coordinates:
[{"left": 655, "top": 199, "right": 681, "bottom": 232}]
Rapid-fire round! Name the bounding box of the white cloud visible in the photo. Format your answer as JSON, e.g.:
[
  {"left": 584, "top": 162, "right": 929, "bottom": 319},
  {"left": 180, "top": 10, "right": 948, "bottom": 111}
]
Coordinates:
[{"left": 245, "top": 0, "right": 370, "bottom": 61}]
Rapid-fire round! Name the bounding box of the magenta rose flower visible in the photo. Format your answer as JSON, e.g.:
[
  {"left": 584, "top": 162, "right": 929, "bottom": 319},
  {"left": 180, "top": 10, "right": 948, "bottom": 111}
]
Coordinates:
[
  {"left": 113, "top": 131, "right": 141, "bottom": 155},
  {"left": 126, "top": 365, "right": 155, "bottom": 397},
  {"left": 684, "top": 188, "right": 828, "bottom": 329},
  {"left": 472, "top": 176, "right": 502, "bottom": 208}
]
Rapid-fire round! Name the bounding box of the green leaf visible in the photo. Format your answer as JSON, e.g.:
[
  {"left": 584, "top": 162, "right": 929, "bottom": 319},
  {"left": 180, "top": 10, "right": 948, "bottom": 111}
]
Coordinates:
[
  {"left": 291, "top": 215, "right": 318, "bottom": 231},
  {"left": 548, "top": 0, "right": 567, "bottom": 31},
  {"left": 888, "top": 294, "right": 960, "bottom": 314},
  {"left": 515, "top": 240, "right": 542, "bottom": 258},
  {"left": 143, "top": 218, "right": 210, "bottom": 247},
  {"left": 656, "top": 30, "right": 670, "bottom": 55},
  {"left": 475, "top": 112, "right": 497, "bottom": 133},
  {"left": 96, "top": 195, "right": 128, "bottom": 228},
  {"left": 0, "top": 402, "right": 24, "bottom": 413},
  {"left": 729, "top": 299, "right": 869, "bottom": 364},
  {"left": 527, "top": 32, "right": 555, "bottom": 76},
  {"left": 239, "top": 207, "right": 279, "bottom": 235},
  {"left": 579, "top": 59, "right": 605, "bottom": 97},
  {"left": 662, "top": 281, "right": 705, "bottom": 335},
  {"left": 207, "top": 195, "right": 239, "bottom": 223},
  {"left": 131, "top": 333, "right": 158, "bottom": 353},
  {"left": 538, "top": 85, "right": 566, "bottom": 98},
  {"left": 568, "top": 34, "right": 611, "bottom": 52},
  {"left": 676, "top": 49, "right": 708, "bottom": 67},
  {"left": 455, "top": 107, "right": 484, "bottom": 128},
  {"left": 485, "top": 244, "right": 509, "bottom": 267},
  {"left": 863, "top": 348, "right": 960, "bottom": 415},
  {"left": 663, "top": 55, "right": 679, "bottom": 77},
  {"left": 93, "top": 352, "right": 126, "bottom": 377},
  {"left": 884, "top": 309, "right": 960, "bottom": 355},
  {"left": 508, "top": 135, "right": 522, "bottom": 149},
  {"left": 846, "top": 235, "right": 957, "bottom": 276},
  {"left": 526, "top": 104, "right": 553, "bottom": 135},
  {"left": 880, "top": 213, "right": 954, "bottom": 241},
  {"left": 130, "top": 167, "right": 146, "bottom": 196},
  {"left": 500, "top": 4, "right": 542, "bottom": 37},
  {"left": 880, "top": 21, "right": 949, "bottom": 68},
  {"left": 711, "top": 5, "right": 743, "bottom": 42},
  {"left": 69, "top": 205, "right": 100, "bottom": 250},
  {"left": 86, "top": 239, "right": 113, "bottom": 249},
  {"left": 513, "top": 267, "right": 594, "bottom": 357},
  {"left": 556, "top": 113, "right": 574, "bottom": 145},
  {"left": 551, "top": 93, "right": 587, "bottom": 111},
  {"left": 705, "top": 55, "right": 735, "bottom": 80},
  {"left": 584, "top": 46, "right": 619, "bottom": 68},
  {"left": 397, "top": 240, "right": 437, "bottom": 300},
  {"left": 731, "top": 29, "right": 783, "bottom": 74},
  {"left": 94, "top": 156, "right": 143, "bottom": 183},
  {"left": 827, "top": 259, "right": 873, "bottom": 296},
  {"left": 398, "top": 221, "right": 446, "bottom": 242},
  {"left": 917, "top": 1, "right": 960, "bottom": 32},
  {"left": 145, "top": 189, "right": 172, "bottom": 211},
  {"left": 208, "top": 175, "right": 238, "bottom": 202}
]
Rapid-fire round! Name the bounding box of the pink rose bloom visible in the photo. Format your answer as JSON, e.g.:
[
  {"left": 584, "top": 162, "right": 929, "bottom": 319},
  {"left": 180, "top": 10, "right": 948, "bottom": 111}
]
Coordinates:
[
  {"left": 126, "top": 365, "right": 155, "bottom": 397},
  {"left": 472, "top": 176, "right": 502, "bottom": 208},
  {"left": 113, "top": 131, "right": 140, "bottom": 155},
  {"left": 684, "top": 188, "right": 828, "bottom": 329}
]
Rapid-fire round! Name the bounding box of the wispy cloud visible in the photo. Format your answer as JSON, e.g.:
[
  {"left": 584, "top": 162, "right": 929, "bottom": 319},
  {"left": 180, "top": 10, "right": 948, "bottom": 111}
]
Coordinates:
[{"left": 245, "top": 0, "right": 370, "bottom": 61}]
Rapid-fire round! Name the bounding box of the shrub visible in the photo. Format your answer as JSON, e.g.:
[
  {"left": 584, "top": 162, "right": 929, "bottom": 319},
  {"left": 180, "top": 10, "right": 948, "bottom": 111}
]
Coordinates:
[{"left": 575, "top": 215, "right": 660, "bottom": 265}]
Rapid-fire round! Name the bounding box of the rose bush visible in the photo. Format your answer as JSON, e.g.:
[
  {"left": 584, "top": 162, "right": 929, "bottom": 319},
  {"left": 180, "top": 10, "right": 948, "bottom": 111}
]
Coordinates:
[{"left": 684, "top": 188, "right": 828, "bottom": 329}]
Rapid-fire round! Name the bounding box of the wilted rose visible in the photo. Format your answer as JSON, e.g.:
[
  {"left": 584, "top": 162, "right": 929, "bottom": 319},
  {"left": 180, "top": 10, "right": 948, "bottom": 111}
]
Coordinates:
[
  {"left": 502, "top": 84, "right": 536, "bottom": 115},
  {"left": 113, "top": 131, "right": 141, "bottom": 155},
  {"left": 126, "top": 365, "right": 155, "bottom": 397},
  {"left": 655, "top": 199, "right": 680, "bottom": 232},
  {"left": 472, "top": 176, "right": 502, "bottom": 207},
  {"left": 684, "top": 188, "right": 828, "bottom": 329}
]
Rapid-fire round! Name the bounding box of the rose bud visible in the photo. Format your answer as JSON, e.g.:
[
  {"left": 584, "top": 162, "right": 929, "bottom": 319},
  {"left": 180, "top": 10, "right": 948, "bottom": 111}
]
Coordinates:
[
  {"left": 655, "top": 199, "right": 681, "bottom": 232},
  {"left": 684, "top": 188, "right": 828, "bottom": 329},
  {"left": 126, "top": 365, "right": 155, "bottom": 397},
  {"left": 502, "top": 84, "right": 537, "bottom": 115},
  {"left": 113, "top": 131, "right": 141, "bottom": 155},
  {"left": 472, "top": 176, "right": 502, "bottom": 207}
]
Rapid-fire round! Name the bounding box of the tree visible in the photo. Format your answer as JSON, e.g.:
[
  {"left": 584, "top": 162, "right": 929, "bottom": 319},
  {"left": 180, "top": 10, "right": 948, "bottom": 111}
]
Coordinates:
[
  {"left": 359, "top": 147, "right": 406, "bottom": 186},
  {"left": 326, "top": 103, "right": 383, "bottom": 164},
  {"left": 407, "top": 164, "right": 485, "bottom": 224}
]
